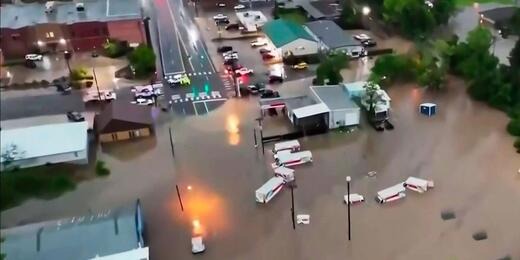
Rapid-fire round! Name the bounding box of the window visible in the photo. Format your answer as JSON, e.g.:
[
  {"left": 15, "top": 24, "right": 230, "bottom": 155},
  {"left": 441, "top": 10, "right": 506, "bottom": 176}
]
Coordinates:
[{"left": 45, "top": 32, "right": 55, "bottom": 38}]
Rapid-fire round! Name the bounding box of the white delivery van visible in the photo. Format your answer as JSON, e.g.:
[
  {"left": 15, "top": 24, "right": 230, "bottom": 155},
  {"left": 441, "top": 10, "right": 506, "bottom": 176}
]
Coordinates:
[
  {"left": 404, "top": 177, "right": 434, "bottom": 193},
  {"left": 271, "top": 150, "right": 313, "bottom": 169},
  {"left": 272, "top": 140, "right": 300, "bottom": 153},
  {"left": 273, "top": 166, "right": 295, "bottom": 182},
  {"left": 376, "top": 183, "right": 406, "bottom": 204},
  {"left": 343, "top": 193, "right": 365, "bottom": 205},
  {"left": 255, "top": 176, "right": 285, "bottom": 203}
]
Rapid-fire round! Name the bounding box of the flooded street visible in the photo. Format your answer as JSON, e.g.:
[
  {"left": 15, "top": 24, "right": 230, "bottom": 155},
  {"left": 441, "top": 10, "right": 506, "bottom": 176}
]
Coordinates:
[{"left": 2, "top": 77, "right": 519, "bottom": 259}]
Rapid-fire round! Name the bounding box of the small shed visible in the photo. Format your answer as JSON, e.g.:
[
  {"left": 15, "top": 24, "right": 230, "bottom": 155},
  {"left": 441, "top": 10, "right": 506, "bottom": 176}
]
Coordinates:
[{"left": 95, "top": 103, "right": 154, "bottom": 143}]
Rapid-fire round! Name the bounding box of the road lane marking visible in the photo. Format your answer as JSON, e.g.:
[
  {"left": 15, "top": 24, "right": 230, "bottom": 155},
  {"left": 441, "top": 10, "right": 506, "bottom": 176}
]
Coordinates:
[{"left": 165, "top": 0, "right": 191, "bottom": 72}]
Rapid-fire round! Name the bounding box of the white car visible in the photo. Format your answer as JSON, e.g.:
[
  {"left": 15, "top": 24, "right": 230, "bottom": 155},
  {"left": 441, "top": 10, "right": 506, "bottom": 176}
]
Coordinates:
[
  {"left": 235, "top": 67, "right": 253, "bottom": 76},
  {"left": 216, "top": 2, "right": 226, "bottom": 7},
  {"left": 343, "top": 193, "right": 365, "bottom": 205},
  {"left": 83, "top": 90, "right": 116, "bottom": 102},
  {"left": 234, "top": 4, "right": 246, "bottom": 10},
  {"left": 191, "top": 236, "right": 206, "bottom": 254},
  {"left": 353, "top": 34, "right": 371, "bottom": 41},
  {"left": 25, "top": 54, "right": 43, "bottom": 61},
  {"left": 131, "top": 98, "right": 154, "bottom": 106},
  {"left": 224, "top": 53, "right": 239, "bottom": 61},
  {"left": 251, "top": 39, "right": 267, "bottom": 47},
  {"left": 223, "top": 51, "right": 238, "bottom": 57},
  {"left": 135, "top": 88, "right": 163, "bottom": 98},
  {"left": 213, "top": 14, "right": 228, "bottom": 20}
]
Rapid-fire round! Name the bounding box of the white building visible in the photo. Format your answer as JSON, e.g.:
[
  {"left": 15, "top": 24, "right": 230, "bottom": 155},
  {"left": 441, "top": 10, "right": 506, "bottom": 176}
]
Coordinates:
[
  {"left": 236, "top": 10, "right": 268, "bottom": 32},
  {"left": 263, "top": 19, "right": 318, "bottom": 57},
  {"left": 0, "top": 118, "right": 88, "bottom": 169},
  {"left": 310, "top": 85, "right": 361, "bottom": 128}
]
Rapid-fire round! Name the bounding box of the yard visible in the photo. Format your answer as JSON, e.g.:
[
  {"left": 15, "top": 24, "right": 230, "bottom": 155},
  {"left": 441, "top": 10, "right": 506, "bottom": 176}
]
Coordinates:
[{"left": 276, "top": 8, "right": 308, "bottom": 24}]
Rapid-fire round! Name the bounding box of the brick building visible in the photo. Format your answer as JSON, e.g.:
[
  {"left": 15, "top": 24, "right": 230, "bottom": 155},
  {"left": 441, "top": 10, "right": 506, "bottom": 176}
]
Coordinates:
[{"left": 0, "top": 0, "right": 146, "bottom": 59}]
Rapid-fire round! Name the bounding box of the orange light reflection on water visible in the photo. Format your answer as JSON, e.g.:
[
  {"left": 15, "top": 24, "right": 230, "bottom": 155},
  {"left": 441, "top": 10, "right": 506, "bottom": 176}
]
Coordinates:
[{"left": 226, "top": 114, "right": 240, "bottom": 146}]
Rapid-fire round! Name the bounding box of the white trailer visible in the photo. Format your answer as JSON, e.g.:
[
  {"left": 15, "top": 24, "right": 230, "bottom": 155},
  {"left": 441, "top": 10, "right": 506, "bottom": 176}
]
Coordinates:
[
  {"left": 376, "top": 183, "right": 406, "bottom": 204},
  {"left": 272, "top": 140, "right": 300, "bottom": 153},
  {"left": 271, "top": 150, "right": 313, "bottom": 169},
  {"left": 343, "top": 193, "right": 365, "bottom": 205},
  {"left": 255, "top": 177, "right": 285, "bottom": 203},
  {"left": 404, "top": 177, "right": 434, "bottom": 193}
]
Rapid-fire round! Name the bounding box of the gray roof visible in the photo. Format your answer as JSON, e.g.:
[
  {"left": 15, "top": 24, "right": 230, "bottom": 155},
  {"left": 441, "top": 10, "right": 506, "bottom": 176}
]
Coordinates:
[
  {"left": 0, "top": 204, "right": 142, "bottom": 260},
  {"left": 311, "top": 85, "right": 359, "bottom": 110},
  {"left": 305, "top": 20, "right": 360, "bottom": 49},
  {"left": 309, "top": 0, "right": 341, "bottom": 18},
  {"left": 0, "top": 92, "right": 85, "bottom": 121},
  {"left": 284, "top": 95, "right": 317, "bottom": 111},
  {"left": 299, "top": 1, "right": 327, "bottom": 19},
  {"left": 0, "top": 0, "right": 142, "bottom": 29},
  {"left": 479, "top": 6, "right": 519, "bottom": 25}
]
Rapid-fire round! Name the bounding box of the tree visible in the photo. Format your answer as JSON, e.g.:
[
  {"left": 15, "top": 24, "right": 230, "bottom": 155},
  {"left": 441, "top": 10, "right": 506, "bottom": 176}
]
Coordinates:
[
  {"left": 398, "top": 1, "right": 436, "bottom": 38},
  {"left": 314, "top": 52, "right": 348, "bottom": 85},
  {"left": 509, "top": 8, "right": 520, "bottom": 35},
  {"left": 370, "top": 54, "right": 416, "bottom": 82},
  {"left": 128, "top": 44, "right": 156, "bottom": 78},
  {"left": 509, "top": 38, "right": 520, "bottom": 70},
  {"left": 339, "top": 2, "right": 361, "bottom": 29},
  {"left": 431, "top": 0, "right": 457, "bottom": 25}
]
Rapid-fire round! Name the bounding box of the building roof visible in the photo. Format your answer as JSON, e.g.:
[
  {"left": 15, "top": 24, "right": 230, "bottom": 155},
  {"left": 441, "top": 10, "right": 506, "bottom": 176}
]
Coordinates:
[
  {"left": 305, "top": 20, "right": 360, "bottom": 49},
  {"left": 236, "top": 11, "right": 268, "bottom": 32},
  {"left": 95, "top": 102, "right": 153, "bottom": 134},
  {"left": 263, "top": 19, "right": 316, "bottom": 48},
  {"left": 0, "top": 121, "right": 88, "bottom": 163},
  {"left": 311, "top": 85, "right": 359, "bottom": 110},
  {"left": 292, "top": 103, "right": 330, "bottom": 118},
  {"left": 284, "top": 95, "right": 317, "bottom": 111},
  {"left": 0, "top": 204, "right": 144, "bottom": 260},
  {"left": 479, "top": 6, "right": 519, "bottom": 25},
  {"left": 0, "top": 0, "right": 142, "bottom": 29},
  {"left": 1, "top": 92, "right": 85, "bottom": 121}
]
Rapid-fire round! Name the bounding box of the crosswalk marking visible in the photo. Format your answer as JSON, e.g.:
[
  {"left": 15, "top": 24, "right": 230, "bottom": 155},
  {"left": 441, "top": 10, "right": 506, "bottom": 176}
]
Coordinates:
[
  {"left": 186, "top": 71, "right": 213, "bottom": 77},
  {"left": 170, "top": 91, "right": 224, "bottom": 103}
]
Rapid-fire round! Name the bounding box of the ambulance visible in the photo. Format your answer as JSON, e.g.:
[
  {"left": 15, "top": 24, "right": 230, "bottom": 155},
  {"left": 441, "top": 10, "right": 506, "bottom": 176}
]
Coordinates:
[
  {"left": 271, "top": 151, "right": 313, "bottom": 168},
  {"left": 255, "top": 177, "right": 285, "bottom": 203},
  {"left": 403, "top": 177, "right": 434, "bottom": 193},
  {"left": 376, "top": 183, "right": 406, "bottom": 204}
]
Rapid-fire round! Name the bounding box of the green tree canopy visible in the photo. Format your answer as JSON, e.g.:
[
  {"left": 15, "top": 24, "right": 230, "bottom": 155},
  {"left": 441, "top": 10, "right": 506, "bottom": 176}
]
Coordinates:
[
  {"left": 128, "top": 44, "right": 156, "bottom": 78},
  {"left": 431, "top": 0, "right": 457, "bottom": 25}
]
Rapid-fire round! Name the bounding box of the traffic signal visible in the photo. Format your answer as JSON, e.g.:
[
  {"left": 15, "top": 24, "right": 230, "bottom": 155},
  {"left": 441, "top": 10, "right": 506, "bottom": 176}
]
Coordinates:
[{"left": 204, "top": 83, "right": 210, "bottom": 94}]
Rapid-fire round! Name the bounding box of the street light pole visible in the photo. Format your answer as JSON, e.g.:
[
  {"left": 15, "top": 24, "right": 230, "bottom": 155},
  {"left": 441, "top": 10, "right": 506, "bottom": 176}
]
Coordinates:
[
  {"left": 176, "top": 184, "right": 184, "bottom": 212},
  {"left": 346, "top": 176, "right": 351, "bottom": 241},
  {"left": 288, "top": 181, "right": 296, "bottom": 230},
  {"left": 91, "top": 51, "right": 101, "bottom": 101}
]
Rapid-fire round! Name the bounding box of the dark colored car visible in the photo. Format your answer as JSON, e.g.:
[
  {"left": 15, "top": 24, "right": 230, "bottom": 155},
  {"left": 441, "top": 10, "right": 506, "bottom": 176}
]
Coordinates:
[
  {"left": 215, "top": 19, "right": 230, "bottom": 25},
  {"left": 225, "top": 23, "right": 240, "bottom": 30},
  {"left": 361, "top": 39, "right": 377, "bottom": 47},
  {"left": 217, "top": 46, "right": 233, "bottom": 53},
  {"left": 247, "top": 82, "right": 266, "bottom": 94},
  {"left": 268, "top": 75, "right": 283, "bottom": 84},
  {"left": 262, "top": 52, "right": 275, "bottom": 60},
  {"left": 67, "top": 111, "right": 85, "bottom": 122},
  {"left": 259, "top": 48, "right": 271, "bottom": 54},
  {"left": 260, "top": 89, "right": 280, "bottom": 99}
]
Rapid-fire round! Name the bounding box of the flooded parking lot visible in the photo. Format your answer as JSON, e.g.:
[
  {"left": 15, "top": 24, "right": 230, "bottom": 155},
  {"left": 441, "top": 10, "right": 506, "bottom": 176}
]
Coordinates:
[{"left": 2, "top": 75, "right": 519, "bottom": 259}]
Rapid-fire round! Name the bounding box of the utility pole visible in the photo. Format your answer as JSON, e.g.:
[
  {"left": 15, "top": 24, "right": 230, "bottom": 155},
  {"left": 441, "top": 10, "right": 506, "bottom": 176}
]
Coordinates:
[
  {"left": 176, "top": 184, "right": 184, "bottom": 212},
  {"left": 346, "top": 176, "right": 351, "bottom": 241},
  {"left": 91, "top": 51, "right": 101, "bottom": 101},
  {"left": 288, "top": 181, "right": 296, "bottom": 230}
]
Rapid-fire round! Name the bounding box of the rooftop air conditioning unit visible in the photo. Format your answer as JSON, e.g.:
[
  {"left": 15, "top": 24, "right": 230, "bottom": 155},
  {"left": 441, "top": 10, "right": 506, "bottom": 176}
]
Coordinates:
[{"left": 76, "top": 3, "right": 85, "bottom": 12}]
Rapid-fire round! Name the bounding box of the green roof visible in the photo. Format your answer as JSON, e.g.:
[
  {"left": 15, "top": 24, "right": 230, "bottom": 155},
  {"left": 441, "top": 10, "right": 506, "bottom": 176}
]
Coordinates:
[{"left": 263, "top": 19, "right": 316, "bottom": 48}]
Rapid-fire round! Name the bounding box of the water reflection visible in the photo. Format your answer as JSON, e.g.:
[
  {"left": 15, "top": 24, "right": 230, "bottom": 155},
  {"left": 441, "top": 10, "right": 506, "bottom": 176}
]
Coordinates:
[{"left": 226, "top": 114, "right": 240, "bottom": 146}]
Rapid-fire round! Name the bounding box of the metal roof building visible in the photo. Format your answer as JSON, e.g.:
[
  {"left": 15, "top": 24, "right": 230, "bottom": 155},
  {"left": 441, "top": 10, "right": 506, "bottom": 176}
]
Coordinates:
[
  {"left": 310, "top": 85, "right": 360, "bottom": 128},
  {"left": 305, "top": 20, "right": 361, "bottom": 50},
  {"left": 0, "top": 202, "right": 147, "bottom": 260},
  {"left": 0, "top": 119, "right": 88, "bottom": 169},
  {"left": 0, "top": 0, "right": 142, "bottom": 29},
  {"left": 262, "top": 19, "right": 318, "bottom": 56}
]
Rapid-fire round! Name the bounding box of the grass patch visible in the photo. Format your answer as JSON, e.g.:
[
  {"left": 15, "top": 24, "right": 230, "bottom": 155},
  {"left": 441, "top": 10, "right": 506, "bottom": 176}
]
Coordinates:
[
  {"left": 455, "top": 0, "right": 513, "bottom": 7},
  {"left": 277, "top": 9, "right": 308, "bottom": 24},
  {"left": 0, "top": 166, "right": 76, "bottom": 211}
]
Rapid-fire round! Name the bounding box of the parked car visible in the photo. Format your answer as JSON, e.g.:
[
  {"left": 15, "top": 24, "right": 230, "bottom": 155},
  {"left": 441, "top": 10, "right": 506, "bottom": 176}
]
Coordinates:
[
  {"left": 213, "top": 14, "right": 228, "bottom": 20},
  {"left": 25, "top": 60, "right": 37, "bottom": 68},
  {"left": 25, "top": 54, "right": 43, "bottom": 61},
  {"left": 83, "top": 90, "right": 116, "bottom": 102},
  {"left": 217, "top": 46, "right": 233, "bottom": 53},
  {"left": 353, "top": 33, "right": 371, "bottom": 41},
  {"left": 247, "top": 82, "right": 266, "bottom": 94},
  {"left": 269, "top": 75, "right": 283, "bottom": 84},
  {"left": 361, "top": 39, "right": 377, "bottom": 47},
  {"left": 131, "top": 98, "right": 154, "bottom": 106},
  {"left": 235, "top": 67, "right": 253, "bottom": 76},
  {"left": 216, "top": 2, "right": 226, "bottom": 7},
  {"left": 261, "top": 89, "right": 280, "bottom": 99},
  {"left": 223, "top": 50, "right": 238, "bottom": 57},
  {"left": 66, "top": 111, "right": 85, "bottom": 122},
  {"left": 135, "top": 88, "right": 163, "bottom": 98},
  {"left": 234, "top": 4, "right": 246, "bottom": 10},
  {"left": 261, "top": 52, "right": 275, "bottom": 60},
  {"left": 225, "top": 23, "right": 240, "bottom": 30},
  {"left": 259, "top": 48, "right": 271, "bottom": 54},
  {"left": 224, "top": 58, "right": 239, "bottom": 66},
  {"left": 250, "top": 38, "right": 268, "bottom": 47},
  {"left": 292, "top": 62, "right": 308, "bottom": 70},
  {"left": 216, "top": 19, "right": 230, "bottom": 25}
]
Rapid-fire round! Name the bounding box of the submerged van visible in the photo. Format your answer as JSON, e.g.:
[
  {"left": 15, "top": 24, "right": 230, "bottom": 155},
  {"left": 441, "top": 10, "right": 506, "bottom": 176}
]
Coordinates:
[
  {"left": 271, "top": 150, "right": 313, "bottom": 169},
  {"left": 255, "top": 177, "right": 285, "bottom": 203},
  {"left": 272, "top": 140, "right": 300, "bottom": 154},
  {"left": 404, "top": 177, "right": 434, "bottom": 193},
  {"left": 376, "top": 183, "right": 406, "bottom": 204}
]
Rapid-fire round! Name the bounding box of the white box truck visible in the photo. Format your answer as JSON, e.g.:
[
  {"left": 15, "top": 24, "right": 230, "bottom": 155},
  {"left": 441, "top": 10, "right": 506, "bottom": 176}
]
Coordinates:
[
  {"left": 404, "top": 177, "right": 434, "bottom": 193},
  {"left": 255, "top": 177, "right": 285, "bottom": 203}
]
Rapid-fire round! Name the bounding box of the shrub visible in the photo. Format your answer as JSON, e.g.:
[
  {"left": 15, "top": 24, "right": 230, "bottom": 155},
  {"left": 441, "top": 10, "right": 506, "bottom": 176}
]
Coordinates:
[
  {"left": 514, "top": 138, "right": 520, "bottom": 150},
  {"left": 507, "top": 118, "right": 520, "bottom": 136},
  {"left": 104, "top": 39, "right": 130, "bottom": 58},
  {"left": 95, "top": 161, "right": 111, "bottom": 177},
  {"left": 128, "top": 45, "right": 156, "bottom": 78},
  {"left": 85, "top": 81, "right": 93, "bottom": 88},
  {"left": 70, "top": 67, "right": 89, "bottom": 81}
]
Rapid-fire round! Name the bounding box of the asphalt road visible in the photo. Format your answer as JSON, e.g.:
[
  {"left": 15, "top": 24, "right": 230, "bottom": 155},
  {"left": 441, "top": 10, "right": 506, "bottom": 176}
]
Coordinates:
[{"left": 154, "top": 0, "right": 228, "bottom": 116}]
